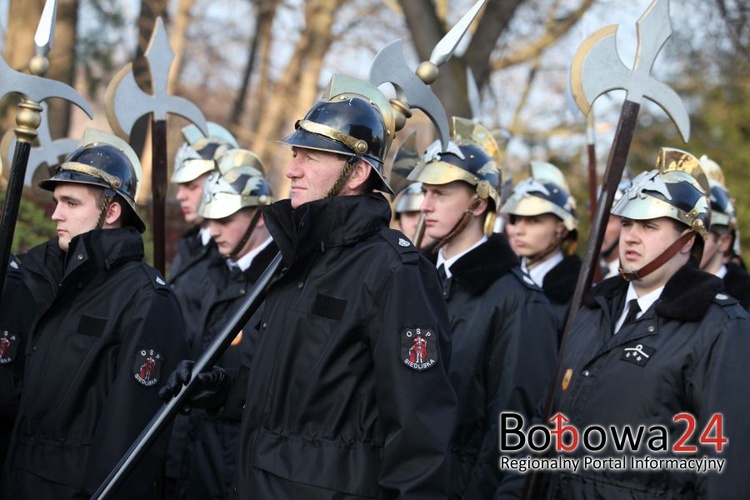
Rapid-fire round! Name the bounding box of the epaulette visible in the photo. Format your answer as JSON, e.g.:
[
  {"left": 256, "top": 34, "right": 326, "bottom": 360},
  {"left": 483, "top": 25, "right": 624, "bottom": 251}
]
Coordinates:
[
  {"left": 142, "top": 265, "right": 171, "bottom": 293},
  {"left": 378, "top": 228, "right": 419, "bottom": 264},
  {"left": 510, "top": 267, "right": 543, "bottom": 291},
  {"left": 7, "top": 255, "right": 20, "bottom": 270},
  {"left": 712, "top": 292, "right": 746, "bottom": 320}
]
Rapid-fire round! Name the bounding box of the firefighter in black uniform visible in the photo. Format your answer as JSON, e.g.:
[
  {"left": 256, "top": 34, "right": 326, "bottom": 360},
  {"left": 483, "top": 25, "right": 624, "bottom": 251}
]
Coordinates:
[
  {"left": 501, "top": 162, "right": 582, "bottom": 326},
  {"left": 0, "top": 256, "right": 33, "bottom": 470},
  {"left": 698, "top": 155, "right": 750, "bottom": 310},
  {"left": 168, "top": 123, "right": 237, "bottom": 324},
  {"left": 0, "top": 129, "right": 188, "bottom": 499},
  {"left": 539, "top": 148, "right": 750, "bottom": 499},
  {"left": 409, "top": 117, "right": 559, "bottom": 498},
  {"left": 170, "top": 149, "right": 276, "bottom": 499},
  {"left": 161, "top": 75, "right": 457, "bottom": 498}
]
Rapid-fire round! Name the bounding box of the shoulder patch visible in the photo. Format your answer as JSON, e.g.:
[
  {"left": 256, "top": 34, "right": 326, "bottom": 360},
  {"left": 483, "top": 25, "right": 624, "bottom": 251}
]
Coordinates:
[
  {"left": 510, "top": 267, "right": 543, "bottom": 291},
  {"left": 0, "top": 330, "right": 20, "bottom": 364},
  {"left": 401, "top": 327, "right": 438, "bottom": 371},
  {"left": 379, "top": 229, "right": 418, "bottom": 264},
  {"left": 132, "top": 347, "right": 163, "bottom": 387},
  {"left": 714, "top": 293, "right": 738, "bottom": 306},
  {"left": 142, "top": 265, "right": 170, "bottom": 292}
]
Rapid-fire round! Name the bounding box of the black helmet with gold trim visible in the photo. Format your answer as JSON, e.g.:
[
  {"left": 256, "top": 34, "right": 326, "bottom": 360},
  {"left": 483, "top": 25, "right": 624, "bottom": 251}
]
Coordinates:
[
  {"left": 280, "top": 75, "right": 396, "bottom": 193},
  {"left": 407, "top": 117, "right": 502, "bottom": 236},
  {"left": 39, "top": 128, "right": 145, "bottom": 233},
  {"left": 500, "top": 162, "right": 578, "bottom": 233},
  {"left": 612, "top": 148, "right": 710, "bottom": 237},
  {"left": 699, "top": 155, "right": 736, "bottom": 230}
]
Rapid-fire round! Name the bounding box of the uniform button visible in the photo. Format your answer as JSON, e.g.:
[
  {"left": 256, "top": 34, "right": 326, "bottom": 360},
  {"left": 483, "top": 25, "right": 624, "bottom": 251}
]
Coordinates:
[
  {"left": 582, "top": 370, "right": 590, "bottom": 377},
  {"left": 239, "top": 289, "right": 246, "bottom": 295},
  {"left": 77, "top": 254, "right": 83, "bottom": 260},
  {"left": 647, "top": 325, "right": 655, "bottom": 332},
  {"left": 298, "top": 282, "right": 304, "bottom": 289},
  {"left": 262, "top": 322, "right": 267, "bottom": 329}
]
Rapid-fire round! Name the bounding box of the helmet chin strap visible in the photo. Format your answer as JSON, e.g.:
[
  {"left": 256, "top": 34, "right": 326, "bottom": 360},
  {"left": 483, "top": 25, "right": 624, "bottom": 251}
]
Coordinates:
[
  {"left": 325, "top": 156, "right": 358, "bottom": 198},
  {"left": 619, "top": 230, "right": 695, "bottom": 281},
  {"left": 228, "top": 208, "right": 263, "bottom": 261},
  {"left": 523, "top": 236, "right": 563, "bottom": 269},
  {"left": 95, "top": 190, "right": 116, "bottom": 230},
  {"left": 431, "top": 196, "right": 482, "bottom": 255}
]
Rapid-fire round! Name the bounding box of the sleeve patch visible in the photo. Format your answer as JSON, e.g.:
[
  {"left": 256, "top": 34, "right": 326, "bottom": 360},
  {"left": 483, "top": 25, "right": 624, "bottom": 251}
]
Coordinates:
[
  {"left": 401, "top": 327, "right": 438, "bottom": 371},
  {"left": 132, "top": 348, "right": 163, "bottom": 387},
  {"left": 0, "top": 330, "right": 20, "bottom": 364}
]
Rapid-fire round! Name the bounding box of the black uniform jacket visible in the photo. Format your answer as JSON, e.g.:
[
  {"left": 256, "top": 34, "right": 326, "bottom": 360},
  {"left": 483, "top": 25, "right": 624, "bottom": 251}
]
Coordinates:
[
  {"left": 723, "top": 262, "right": 750, "bottom": 311},
  {"left": 171, "top": 241, "right": 278, "bottom": 500},
  {"left": 0, "top": 256, "right": 34, "bottom": 470},
  {"left": 541, "top": 264, "right": 750, "bottom": 499},
  {"left": 437, "top": 235, "right": 559, "bottom": 499},
  {"left": 1, "top": 228, "right": 188, "bottom": 500},
  {"left": 169, "top": 225, "right": 219, "bottom": 343},
  {"left": 541, "top": 254, "right": 581, "bottom": 328},
  {"left": 236, "top": 194, "right": 457, "bottom": 499}
]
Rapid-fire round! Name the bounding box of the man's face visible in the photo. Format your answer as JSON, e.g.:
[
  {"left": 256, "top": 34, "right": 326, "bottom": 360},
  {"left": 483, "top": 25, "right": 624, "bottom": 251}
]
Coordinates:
[
  {"left": 700, "top": 229, "right": 731, "bottom": 270},
  {"left": 420, "top": 182, "right": 476, "bottom": 240},
  {"left": 508, "top": 213, "right": 564, "bottom": 258},
  {"left": 398, "top": 211, "right": 436, "bottom": 248},
  {"left": 619, "top": 216, "right": 690, "bottom": 290},
  {"left": 175, "top": 173, "right": 210, "bottom": 224},
  {"left": 51, "top": 183, "right": 102, "bottom": 252},
  {"left": 206, "top": 209, "right": 256, "bottom": 258},
  {"left": 286, "top": 147, "right": 347, "bottom": 209}
]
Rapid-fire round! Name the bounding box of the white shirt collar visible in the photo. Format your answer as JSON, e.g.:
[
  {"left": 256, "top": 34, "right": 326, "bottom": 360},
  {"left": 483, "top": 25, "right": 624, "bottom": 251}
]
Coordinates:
[
  {"left": 614, "top": 283, "right": 664, "bottom": 334},
  {"left": 200, "top": 226, "right": 212, "bottom": 246},
  {"left": 521, "top": 251, "right": 564, "bottom": 287},
  {"left": 228, "top": 236, "right": 274, "bottom": 272},
  {"left": 436, "top": 236, "right": 488, "bottom": 279},
  {"left": 713, "top": 264, "right": 728, "bottom": 279}
]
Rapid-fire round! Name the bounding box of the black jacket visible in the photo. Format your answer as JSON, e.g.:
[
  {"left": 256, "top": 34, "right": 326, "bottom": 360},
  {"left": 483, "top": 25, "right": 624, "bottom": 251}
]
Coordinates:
[
  {"left": 1, "top": 228, "right": 188, "bottom": 500},
  {"left": 170, "top": 240, "right": 278, "bottom": 500},
  {"left": 169, "top": 225, "right": 219, "bottom": 344},
  {"left": 437, "top": 235, "right": 559, "bottom": 499},
  {"left": 541, "top": 264, "right": 750, "bottom": 499},
  {"left": 540, "top": 254, "right": 581, "bottom": 328},
  {"left": 0, "top": 256, "right": 33, "bottom": 471},
  {"left": 723, "top": 262, "right": 750, "bottom": 311},
  {"left": 236, "top": 194, "right": 457, "bottom": 499}
]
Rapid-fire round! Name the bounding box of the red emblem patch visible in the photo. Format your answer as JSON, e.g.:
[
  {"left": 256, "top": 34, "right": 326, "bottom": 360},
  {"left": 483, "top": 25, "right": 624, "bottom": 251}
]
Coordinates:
[
  {"left": 401, "top": 327, "right": 437, "bottom": 371},
  {"left": 0, "top": 330, "right": 19, "bottom": 365},
  {"left": 132, "top": 348, "right": 162, "bottom": 387}
]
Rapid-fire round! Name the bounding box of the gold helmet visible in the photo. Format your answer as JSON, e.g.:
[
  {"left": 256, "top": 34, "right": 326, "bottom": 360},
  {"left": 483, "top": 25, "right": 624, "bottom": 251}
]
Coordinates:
[
  {"left": 408, "top": 117, "right": 502, "bottom": 236},
  {"left": 171, "top": 122, "right": 238, "bottom": 184},
  {"left": 612, "top": 148, "right": 710, "bottom": 238},
  {"left": 198, "top": 149, "right": 273, "bottom": 220},
  {"left": 501, "top": 162, "right": 578, "bottom": 232}
]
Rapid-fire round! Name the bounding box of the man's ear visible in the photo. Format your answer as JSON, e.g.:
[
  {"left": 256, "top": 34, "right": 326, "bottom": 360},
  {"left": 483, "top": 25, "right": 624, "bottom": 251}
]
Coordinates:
[
  {"left": 470, "top": 197, "right": 489, "bottom": 218},
  {"left": 103, "top": 200, "right": 123, "bottom": 227},
  {"left": 347, "top": 160, "right": 372, "bottom": 192}
]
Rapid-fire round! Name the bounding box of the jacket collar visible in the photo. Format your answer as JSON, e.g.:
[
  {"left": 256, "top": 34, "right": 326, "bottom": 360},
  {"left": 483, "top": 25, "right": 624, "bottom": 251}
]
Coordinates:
[
  {"left": 584, "top": 262, "right": 724, "bottom": 321},
  {"left": 432, "top": 234, "right": 519, "bottom": 296},
  {"left": 542, "top": 254, "right": 581, "bottom": 303},
  {"left": 261, "top": 193, "right": 390, "bottom": 265}
]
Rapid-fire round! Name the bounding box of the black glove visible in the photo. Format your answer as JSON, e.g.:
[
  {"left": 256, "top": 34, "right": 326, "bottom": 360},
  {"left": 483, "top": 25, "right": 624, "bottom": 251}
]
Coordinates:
[{"left": 159, "top": 360, "right": 230, "bottom": 411}]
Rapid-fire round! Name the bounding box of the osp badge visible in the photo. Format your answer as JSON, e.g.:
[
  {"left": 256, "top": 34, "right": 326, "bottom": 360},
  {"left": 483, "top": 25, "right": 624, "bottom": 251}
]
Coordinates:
[
  {"left": 401, "top": 327, "right": 437, "bottom": 371},
  {"left": 132, "top": 348, "right": 163, "bottom": 386},
  {"left": 0, "top": 330, "right": 19, "bottom": 364}
]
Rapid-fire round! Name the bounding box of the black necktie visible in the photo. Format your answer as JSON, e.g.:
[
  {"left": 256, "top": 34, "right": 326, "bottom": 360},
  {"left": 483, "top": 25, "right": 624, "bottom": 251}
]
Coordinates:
[
  {"left": 437, "top": 264, "right": 448, "bottom": 288},
  {"left": 623, "top": 299, "right": 641, "bottom": 326}
]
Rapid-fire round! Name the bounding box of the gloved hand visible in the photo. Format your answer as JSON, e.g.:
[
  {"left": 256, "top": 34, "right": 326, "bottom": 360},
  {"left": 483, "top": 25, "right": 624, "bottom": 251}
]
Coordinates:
[{"left": 159, "top": 360, "right": 230, "bottom": 411}]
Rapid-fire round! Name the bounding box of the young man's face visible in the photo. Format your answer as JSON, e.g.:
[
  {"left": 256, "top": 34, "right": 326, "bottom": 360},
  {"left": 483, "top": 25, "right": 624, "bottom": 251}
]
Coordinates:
[
  {"left": 507, "top": 213, "right": 564, "bottom": 258},
  {"left": 601, "top": 214, "right": 623, "bottom": 260},
  {"left": 286, "top": 147, "right": 349, "bottom": 209},
  {"left": 420, "top": 181, "right": 476, "bottom": 241},
  {"left": 175, "top": 173, "right": 210, "bottom": 224},
  {"left": 51, "top": 183, "right": 103, "bottom": 252},
  {"left": 619, "top": 216, "right": 691, "bottom": 290},
  {"left": 206, "top": 208, "right": 256, "bottom": 258},
  {"left": 700, "top": 229, "right": 732, "bottom": 270}
]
